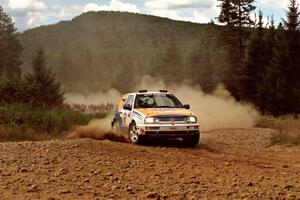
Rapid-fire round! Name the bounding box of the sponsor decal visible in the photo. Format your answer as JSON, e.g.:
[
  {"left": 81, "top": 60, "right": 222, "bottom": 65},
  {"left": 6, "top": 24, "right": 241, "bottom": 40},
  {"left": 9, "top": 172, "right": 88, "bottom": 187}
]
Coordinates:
[
  {"left": 133, "top": 111, "right": 143, "bottom": 120},
  {"left": 133, "top": 111, "right": 142, "bottom": 117}
]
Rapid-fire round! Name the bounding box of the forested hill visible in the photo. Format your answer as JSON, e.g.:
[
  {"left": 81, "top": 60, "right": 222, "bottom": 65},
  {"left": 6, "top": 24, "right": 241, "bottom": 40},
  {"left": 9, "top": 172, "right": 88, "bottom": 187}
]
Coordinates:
[{"left": 19, "top": 11, "right": 227, "bottom": 93}]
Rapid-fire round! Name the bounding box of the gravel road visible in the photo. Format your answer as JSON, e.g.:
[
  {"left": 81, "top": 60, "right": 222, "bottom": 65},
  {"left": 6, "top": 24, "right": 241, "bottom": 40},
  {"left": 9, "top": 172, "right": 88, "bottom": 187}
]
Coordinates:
[{"left": 0, "top": 128, "right": 299, "bottom": 199}]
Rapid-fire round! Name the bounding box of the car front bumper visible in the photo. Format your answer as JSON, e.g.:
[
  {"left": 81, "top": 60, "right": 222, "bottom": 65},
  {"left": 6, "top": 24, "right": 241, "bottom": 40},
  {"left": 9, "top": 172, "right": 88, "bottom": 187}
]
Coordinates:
[{"left": 136, "top": 123, "right": 200, "bottom": 138}]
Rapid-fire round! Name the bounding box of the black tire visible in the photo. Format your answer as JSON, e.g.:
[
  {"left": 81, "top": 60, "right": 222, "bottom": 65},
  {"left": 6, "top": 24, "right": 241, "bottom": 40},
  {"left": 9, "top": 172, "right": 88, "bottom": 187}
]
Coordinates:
[
  {"left": 183, "top": 133, "right": 200, "bottom": 147},
  {"left": 128, "top": 122, "right": 143, "bottom": 144}
]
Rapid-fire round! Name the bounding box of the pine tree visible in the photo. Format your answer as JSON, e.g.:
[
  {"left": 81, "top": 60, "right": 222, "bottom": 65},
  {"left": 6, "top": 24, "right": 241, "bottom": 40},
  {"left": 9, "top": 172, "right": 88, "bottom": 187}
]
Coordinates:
[
  {"left": 258, "top": 15, "right": 277, "bottom": 113},
  {"left": 264, "top": 23, "right": 291, "bottom": 115},
  {"left": 217, "top": 0, "right": 256, "bottom": 99},
  {"left": 238, "top": 11, "right": 266, "bottom": 105},
  {"left": 283, "top": 0, "right": 300, "bottom": 32},
  {"left": 218, "top": 0, "right": 235, "bottom": 25},
  {"left": 283, "top": 0, "right": 300, "bottom": 115},
  {"left": 217, "top": 0, "right": 256, "bottom": 27},
  {"left": 232, "top": 0, "right": 256, "bottom": 28},
  {"left": 26, "top": 49, "right": 64, "bottom": 107},
  {"left": 218, "top": 25, "right": 243, "bottom": 99},
  {"left": 0, "top": 76, "right": 32, "bottom": 104},
  {"left": 0, "top": 6, "right": 23, "bottom": 77}
]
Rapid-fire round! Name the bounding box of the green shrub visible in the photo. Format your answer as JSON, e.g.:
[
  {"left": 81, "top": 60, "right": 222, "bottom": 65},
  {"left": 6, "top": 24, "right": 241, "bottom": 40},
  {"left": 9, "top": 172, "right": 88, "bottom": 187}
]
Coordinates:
[
  {"left": 0, "top": 77, "right": 32, "bottom": 104},
  {"left": 0, "top": 103, "right": 106, "bottom": 135}
]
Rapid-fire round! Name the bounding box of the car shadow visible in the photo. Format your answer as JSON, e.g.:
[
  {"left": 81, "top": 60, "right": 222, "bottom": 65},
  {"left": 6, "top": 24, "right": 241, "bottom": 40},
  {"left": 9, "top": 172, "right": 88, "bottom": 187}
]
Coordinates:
[
  {"left": 94, "top": 132, "right": 215, "bottom": 151},
  {"left": 142, "top": 138, "right": 185, "bottom": 147},
  {"left": 140, "top": 138, "right": 212, "bottom": 150}
]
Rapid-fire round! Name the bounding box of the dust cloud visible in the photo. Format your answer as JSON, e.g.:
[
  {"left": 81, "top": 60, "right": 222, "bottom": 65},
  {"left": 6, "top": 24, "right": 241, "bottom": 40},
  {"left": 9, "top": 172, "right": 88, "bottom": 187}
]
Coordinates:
[
  {"left": 65, "top": 89, "right": 121, "bottom": 105},
  {"left": 136, "top": 76, "right": 261, "bottom": 131},
  {"left": 66, "top": 113, "right": 128, "bottom": 142},
  {"left": 66, "top": 75, "right": 261, "bottom": 140},
  {"left": 65, "top": 89, "right": 125, "bottom": 141}
]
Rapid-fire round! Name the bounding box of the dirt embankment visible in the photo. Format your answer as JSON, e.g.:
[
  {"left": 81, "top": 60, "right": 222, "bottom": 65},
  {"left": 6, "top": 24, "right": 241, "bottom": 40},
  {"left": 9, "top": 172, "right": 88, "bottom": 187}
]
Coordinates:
[{"left": 0, "top": 128, "right": 299, "bottom": 200}]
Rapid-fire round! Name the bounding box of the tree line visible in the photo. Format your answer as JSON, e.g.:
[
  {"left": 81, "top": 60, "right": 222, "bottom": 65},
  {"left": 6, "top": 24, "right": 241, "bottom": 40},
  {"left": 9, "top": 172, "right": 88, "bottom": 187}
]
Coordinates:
[
  {"left": 0, "top": 6, "right": 63, "bottom": 108},
  {"left": 1, "top": 1, "right": 300, "bottom": 116},
  {"left": 217, "top": 0, "right": 300, "bottom": 116}
]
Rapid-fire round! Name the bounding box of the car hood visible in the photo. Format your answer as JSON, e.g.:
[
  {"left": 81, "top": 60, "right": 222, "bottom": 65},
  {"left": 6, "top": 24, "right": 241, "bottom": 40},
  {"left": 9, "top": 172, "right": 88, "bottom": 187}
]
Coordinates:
[{"left": 136, "top": 108, "right": 194, "bottom": 117}]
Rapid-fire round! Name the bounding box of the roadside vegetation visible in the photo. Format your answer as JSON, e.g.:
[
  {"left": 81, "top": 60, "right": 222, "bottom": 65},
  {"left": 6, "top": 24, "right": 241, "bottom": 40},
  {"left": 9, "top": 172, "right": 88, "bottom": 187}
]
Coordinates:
[
  {"left": 257, "top": 116, "right": 300, "bottom": 145},
  {"left": 0, "top": 103, "right": 107, "bottom": 142},
  {"left": 1, "top": 1, "right": 300, "bottom": 144},
  {"left": 0, "top": 8, "right": 109, "bottom": 142}
]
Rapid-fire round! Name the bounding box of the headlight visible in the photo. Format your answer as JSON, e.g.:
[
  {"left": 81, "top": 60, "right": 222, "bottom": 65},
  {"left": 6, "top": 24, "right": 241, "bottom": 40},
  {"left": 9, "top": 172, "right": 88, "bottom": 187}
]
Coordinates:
[
  {"left": 145, "top": 117, "right": 160, "bottom": 124},
  {"left": 187, "top": 116, "right": 197, "bottom": 123}
]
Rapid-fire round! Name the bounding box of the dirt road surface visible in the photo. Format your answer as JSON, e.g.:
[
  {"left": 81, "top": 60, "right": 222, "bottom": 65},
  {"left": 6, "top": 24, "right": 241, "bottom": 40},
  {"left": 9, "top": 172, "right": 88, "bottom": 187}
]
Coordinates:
[{"left": 0, "top": 128, "right": 299, "bottom": 199}]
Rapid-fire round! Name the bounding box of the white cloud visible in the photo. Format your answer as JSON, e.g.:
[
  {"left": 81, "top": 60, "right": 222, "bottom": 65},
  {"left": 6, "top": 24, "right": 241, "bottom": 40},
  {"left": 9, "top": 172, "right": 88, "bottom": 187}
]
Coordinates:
[
  {"left": 145, "top": 0, "right": 213, "bottom": 10},
  {"left": 49, "top": 1, "right": 140, "bottom": 23},
  {"left": 146, "top": 0, "right": 219, "bottom": 24},
  {"left": 4, "top": 0, "right": 48, "bottom": 29},
  {"left": 193, "top": 3, "right": 219, "bottom": 22},
  {"left": 10, "top": 11, "right": 47, "bottom": 29},
  {"left": 5, "top": 0, "right": 140, "bottom": 30},
  {"left": 0, "top": 0, "right": 9, "bottom": 6},
  {"left": 1, "top": 0, "right": 290, "bottom": 31},
  {"left": 83, "top": 3, "right": 101, "bottom": 12},
  {"left": 8, "top": 0, "right": 47, "bottom": 12},
  {"left": 26, "top": 11, "right": 47, "bottom": 27},
  {"left": 149, "top": 8, "right": 218, "bottom": 24},
  {"left": 192, "top": 10, "right": 211, "bottom": 23},
  {"left": 151, "top": 10, "right": 188, "bottom": 21},
  {"left": 257, "top": 0, "right": 289, "bottom": 11},
  {"left": 52, "top": 4, "right": 83, "bottom": 18},
  {"left": 83, "top": 0, "right": 140, "bottom": 13}
]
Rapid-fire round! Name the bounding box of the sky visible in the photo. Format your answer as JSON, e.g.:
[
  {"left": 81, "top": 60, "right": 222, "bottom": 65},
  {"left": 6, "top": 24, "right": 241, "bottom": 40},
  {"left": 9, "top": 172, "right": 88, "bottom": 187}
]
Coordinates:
[{"left": 0, "top": 0, "right": 296, "bottom": 31}]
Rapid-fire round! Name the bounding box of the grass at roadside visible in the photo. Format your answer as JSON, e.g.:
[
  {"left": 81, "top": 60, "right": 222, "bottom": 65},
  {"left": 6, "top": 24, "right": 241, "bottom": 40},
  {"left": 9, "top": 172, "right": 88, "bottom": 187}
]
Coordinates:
[
  {"left": 0, "top": 103, "right": 107, "bottom": 142},
  {"left": 257, "top": 115, "right": 300, "bottom": 145},
  {"left": 0, "top": 127, "right": 65, "bottom": 142}
]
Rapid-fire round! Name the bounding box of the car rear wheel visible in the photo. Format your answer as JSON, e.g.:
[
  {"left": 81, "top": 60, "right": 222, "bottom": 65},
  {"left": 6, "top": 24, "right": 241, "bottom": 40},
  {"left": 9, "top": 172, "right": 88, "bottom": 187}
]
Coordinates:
[
  {"left": 128, "top": 122, "right": 143, "bottom": 144},
  {"left": 111, "top": 119, "right": 120, "bottom": 134},
  {"left": 182, "top": 133, "right": 200, "bottom": 147}
]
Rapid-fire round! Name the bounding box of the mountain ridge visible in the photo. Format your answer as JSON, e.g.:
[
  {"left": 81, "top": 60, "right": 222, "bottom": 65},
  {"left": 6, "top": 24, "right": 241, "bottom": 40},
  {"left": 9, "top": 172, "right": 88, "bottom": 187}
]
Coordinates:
[{"left": 19, "top": 11, "right": 225, "bottom": 93}]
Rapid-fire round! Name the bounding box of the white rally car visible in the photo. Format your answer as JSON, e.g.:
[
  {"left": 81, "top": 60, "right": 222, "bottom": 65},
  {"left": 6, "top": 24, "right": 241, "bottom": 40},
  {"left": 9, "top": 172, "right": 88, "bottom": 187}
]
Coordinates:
[{"left": 111, "top": 90, "right": 200, "bottom": 147}]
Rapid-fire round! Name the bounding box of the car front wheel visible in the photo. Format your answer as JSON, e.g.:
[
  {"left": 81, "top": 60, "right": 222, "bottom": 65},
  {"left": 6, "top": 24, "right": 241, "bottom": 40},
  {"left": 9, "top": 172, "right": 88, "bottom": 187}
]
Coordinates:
[
  {"left": 128, "top": 122, "right": 143, "bottom": 144},
  {"left": 182, "top": 133, "right": 200, "bottom": 147}
]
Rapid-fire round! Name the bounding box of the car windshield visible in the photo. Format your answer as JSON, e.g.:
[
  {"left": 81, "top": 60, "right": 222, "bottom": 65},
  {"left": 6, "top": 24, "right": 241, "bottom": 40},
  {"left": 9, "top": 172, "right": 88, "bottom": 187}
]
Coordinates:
[{"left": 134, "top": 94, "right": 184, "bottom": 109}]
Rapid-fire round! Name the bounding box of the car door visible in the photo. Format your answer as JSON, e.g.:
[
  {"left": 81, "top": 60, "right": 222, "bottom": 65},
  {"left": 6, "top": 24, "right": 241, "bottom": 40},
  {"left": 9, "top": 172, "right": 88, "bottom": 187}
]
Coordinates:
[{"left": 121, "top": 94, "right": 135, "bottom": 127}]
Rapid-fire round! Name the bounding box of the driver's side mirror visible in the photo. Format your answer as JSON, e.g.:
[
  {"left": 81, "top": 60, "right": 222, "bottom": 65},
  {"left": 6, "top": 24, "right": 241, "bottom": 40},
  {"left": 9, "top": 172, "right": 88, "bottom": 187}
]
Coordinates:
[
  {"left": 123, "top": 104, "right": 132, "bottom": 110},
  {"left": 184, "top": 104, "right": 190, "bottom": 109}
]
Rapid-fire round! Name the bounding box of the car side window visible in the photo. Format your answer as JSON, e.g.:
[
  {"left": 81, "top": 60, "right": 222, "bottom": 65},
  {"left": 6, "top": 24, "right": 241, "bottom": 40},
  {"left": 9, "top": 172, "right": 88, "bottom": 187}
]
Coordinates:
[{"left": 124, "top": 95, "right": 134, "bottom": 107}]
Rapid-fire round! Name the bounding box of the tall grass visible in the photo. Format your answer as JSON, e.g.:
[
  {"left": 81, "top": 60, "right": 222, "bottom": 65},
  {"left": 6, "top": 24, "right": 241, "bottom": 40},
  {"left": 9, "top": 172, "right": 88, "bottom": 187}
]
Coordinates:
[
  {"left": 257, "top": 116, "right": 300, "bottom": 145},
  {"left": 0, "top": 103, "right": 107, "bottom": 142}
]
